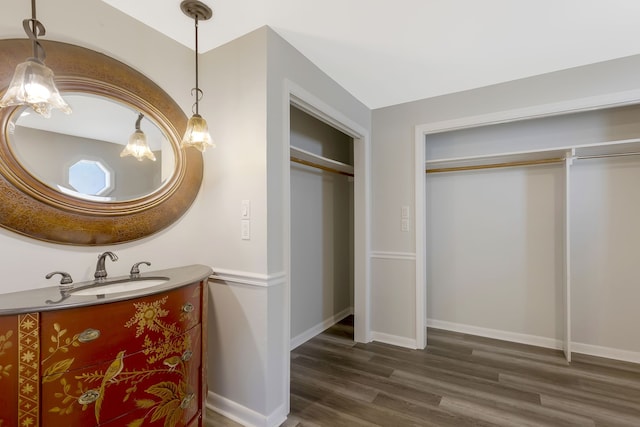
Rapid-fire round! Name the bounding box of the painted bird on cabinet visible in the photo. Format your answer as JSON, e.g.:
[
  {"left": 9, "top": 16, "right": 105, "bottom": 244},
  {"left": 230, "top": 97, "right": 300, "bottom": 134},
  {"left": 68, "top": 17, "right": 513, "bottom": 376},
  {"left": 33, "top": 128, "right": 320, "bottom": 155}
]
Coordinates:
[{"left": 95, "top": 350, "right": 125, "bottom": 423}]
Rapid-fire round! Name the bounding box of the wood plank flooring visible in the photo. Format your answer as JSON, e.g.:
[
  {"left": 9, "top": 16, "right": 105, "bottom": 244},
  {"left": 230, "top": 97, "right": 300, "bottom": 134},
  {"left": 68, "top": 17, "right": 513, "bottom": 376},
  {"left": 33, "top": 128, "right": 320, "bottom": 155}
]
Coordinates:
[
  {"left": 285, "top": 316, "right": 640, "bottom": 426},
  {"left": 208, "top": 316, "right": 640, "bottom": 426}
]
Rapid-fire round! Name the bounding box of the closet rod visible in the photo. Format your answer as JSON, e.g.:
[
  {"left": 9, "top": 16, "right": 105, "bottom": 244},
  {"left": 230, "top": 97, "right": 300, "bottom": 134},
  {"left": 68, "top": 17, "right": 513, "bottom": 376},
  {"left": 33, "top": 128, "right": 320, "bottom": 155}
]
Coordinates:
[
  {"left": 426, "top": 157, "right": 564, "bottom": 174},
  {"left": 291, "top": 156, "right": 354, "bottom": 177},
  {"left": 576, "top": 151, "right": 640, "bottom": 160}
]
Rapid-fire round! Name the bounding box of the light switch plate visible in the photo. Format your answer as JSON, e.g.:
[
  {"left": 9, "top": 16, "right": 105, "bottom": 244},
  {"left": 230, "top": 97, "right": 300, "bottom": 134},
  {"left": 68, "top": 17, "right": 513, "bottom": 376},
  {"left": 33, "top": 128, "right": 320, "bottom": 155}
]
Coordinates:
[
  {"left": 241, "top": 200, "right": 251, "bottom": 219},
  {"left": 241, "top": 219, "right": 250, "bottom": 240},
  {"left": 401, "top": 205, "right": 410, "bottom": 219}
]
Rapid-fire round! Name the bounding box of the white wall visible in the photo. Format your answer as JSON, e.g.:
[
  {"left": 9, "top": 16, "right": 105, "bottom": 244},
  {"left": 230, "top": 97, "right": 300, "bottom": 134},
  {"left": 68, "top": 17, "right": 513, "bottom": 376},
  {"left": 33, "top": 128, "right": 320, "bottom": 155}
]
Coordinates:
[
  {"left": 290, "top": 107, "right": 353, "bottom": 343},
  {"left": 372, "top": 54, "right": 640, "bottom": 347},
  {"left": 264, "top": 27, "right": 370, "bottom": 424},
  {"left": 0, "top": 0, "right": 208, "bottom": 292},
  {"left": 200, "top": 27, "right": 273, "bottom": 422},
  {"left": 571, "top": 156, "right": 640, "bottom": 354},
  {"left": 427, "top": 165, "right": 564, "bottom": 344},
  {"left": 205, "top": 27, "right": 370, "bottom": 426},
  {"left": 424, "top": 103, "right": 640, "bottom": 354},
  {"left": 1, "top": 6, "right": 281, "bottom": 427}
]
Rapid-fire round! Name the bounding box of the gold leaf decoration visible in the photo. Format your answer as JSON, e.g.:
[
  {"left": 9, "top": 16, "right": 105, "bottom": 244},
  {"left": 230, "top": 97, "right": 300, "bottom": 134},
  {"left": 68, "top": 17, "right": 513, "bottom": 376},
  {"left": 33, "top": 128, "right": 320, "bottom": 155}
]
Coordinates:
[
  {"left": 135, "top": 399, "right": 156, "bottom": 409},
  {"left": 43, "top": 324, "right": 83, "bottom": 364},
  {"left": 151, "top": 399, "right": 180, "bottom": 424},
  {"left": 146, "top": 381, "right": 179, "bottom": 402},
  {"left": 125, "top": 297, "right": 170, "bottom": 338},
  {"left": 127, "top": 419, "right": 145, "bottom": 427},
  {"left": 166, "top": 405, "right": 183, "bottom": 427},
  {"left": 0, "top": 330, "right": 13, "bottom": 356},
  {"left": 144, "top": 381, "right": 185, "bottom": 426},
  {"left": 42, "top": 358, "right": 75, "bottom": 383},
  {"left": 0, "top": 364, "right": 12, "bottom": 380}
]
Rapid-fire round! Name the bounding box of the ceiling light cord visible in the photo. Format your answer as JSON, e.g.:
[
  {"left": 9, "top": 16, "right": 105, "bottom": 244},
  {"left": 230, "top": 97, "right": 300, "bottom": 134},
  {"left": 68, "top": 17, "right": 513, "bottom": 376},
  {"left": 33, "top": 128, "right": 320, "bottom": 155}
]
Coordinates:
[
  {"left": 135, "top": 112, "right": 143, "bottom": 131},
  {"left": 24, "top": 0, "right": 46, "bottom": 63},
  {"left": 192, "top": 14, "right": 203, "bottom": 116}
]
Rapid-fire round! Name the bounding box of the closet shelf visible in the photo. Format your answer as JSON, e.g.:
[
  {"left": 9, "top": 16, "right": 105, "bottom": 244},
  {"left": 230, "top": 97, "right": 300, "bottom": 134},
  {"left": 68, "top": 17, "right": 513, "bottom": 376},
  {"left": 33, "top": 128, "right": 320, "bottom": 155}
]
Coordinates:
[
  {"left": 574, "top": 140, "right": 640, "bottom": 159},
  {"left": 426, "top": 138, "right": 640, "bottom": 173},
  {"left": 290, "top": 146, "right": 354, "bottom": 177}
]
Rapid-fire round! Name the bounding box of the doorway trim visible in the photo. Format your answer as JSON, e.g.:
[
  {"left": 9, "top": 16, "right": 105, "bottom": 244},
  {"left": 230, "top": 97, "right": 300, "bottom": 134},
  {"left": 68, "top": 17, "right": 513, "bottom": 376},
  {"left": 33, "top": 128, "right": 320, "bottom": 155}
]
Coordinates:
[
  {"left": 282, "top": 79, "right": 371, "bottom": 411},
  {"left": 414, "top": 88, "right": 640, "bottom": 352}
]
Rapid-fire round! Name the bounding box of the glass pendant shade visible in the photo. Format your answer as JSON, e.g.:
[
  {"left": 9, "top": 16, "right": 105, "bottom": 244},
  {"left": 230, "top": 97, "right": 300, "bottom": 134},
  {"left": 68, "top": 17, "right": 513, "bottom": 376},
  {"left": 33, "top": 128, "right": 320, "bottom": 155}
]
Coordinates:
[
  {"left": 121, "top": 129, "right": 156, "bottom": 161},
  {"left": 181, "top": 113, "right": 214, "bottom": 152},
  {"left": 0, "top": 59, "right": 71, "bottom": 118},
  {"left": 181, "top": 1, "right": 214, "bottom": 153}
]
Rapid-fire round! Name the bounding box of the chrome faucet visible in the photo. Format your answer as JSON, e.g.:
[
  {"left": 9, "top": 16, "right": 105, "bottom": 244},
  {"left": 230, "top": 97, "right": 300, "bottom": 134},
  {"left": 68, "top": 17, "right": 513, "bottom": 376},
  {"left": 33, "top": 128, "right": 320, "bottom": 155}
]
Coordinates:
[
  {"left": 129, "top": 261, "right": 151, "bottom": 278},
  {"left": 94, "top": 251, "right": 118, "bottom": 281}
]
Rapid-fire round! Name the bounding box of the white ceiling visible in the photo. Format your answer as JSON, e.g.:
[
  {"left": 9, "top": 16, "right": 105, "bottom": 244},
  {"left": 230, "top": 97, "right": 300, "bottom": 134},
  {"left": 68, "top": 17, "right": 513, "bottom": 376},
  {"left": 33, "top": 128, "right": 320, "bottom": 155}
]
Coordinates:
[{"left": 101, "top": 0, "right": 640, "bottom": 109}]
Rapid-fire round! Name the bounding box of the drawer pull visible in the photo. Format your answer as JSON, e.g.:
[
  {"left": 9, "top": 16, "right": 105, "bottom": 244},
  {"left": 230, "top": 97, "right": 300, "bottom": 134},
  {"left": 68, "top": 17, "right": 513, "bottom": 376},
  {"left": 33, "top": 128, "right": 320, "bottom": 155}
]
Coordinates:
[
  {"left": 78, "top": 328, "right": 101, "bottom": 343},
  {"left": 182, "top": 302, "right": 194, "bottom": 313},
  {"left": 180, "top": 393, "right": 195, "bottom": 409},
  {"left": 78, "top": 389, "right": 100, "bottom": 405},
  {"left": 182, "top": 350, "right": 193, "bottom": 361}
]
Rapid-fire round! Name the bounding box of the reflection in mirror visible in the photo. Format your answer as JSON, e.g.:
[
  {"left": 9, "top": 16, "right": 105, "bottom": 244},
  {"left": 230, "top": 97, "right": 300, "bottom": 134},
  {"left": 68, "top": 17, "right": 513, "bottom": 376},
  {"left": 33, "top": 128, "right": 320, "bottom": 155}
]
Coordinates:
[{"left": 8, "top": 94, "right": 176, "bottom": 202}]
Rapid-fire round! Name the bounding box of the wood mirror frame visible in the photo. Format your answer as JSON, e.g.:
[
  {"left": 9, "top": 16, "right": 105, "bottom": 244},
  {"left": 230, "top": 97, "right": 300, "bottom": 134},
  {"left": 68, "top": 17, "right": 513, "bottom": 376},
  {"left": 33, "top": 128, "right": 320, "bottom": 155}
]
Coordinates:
[{"left": 0, "top": 39, "right": 203, "bottom": 245}]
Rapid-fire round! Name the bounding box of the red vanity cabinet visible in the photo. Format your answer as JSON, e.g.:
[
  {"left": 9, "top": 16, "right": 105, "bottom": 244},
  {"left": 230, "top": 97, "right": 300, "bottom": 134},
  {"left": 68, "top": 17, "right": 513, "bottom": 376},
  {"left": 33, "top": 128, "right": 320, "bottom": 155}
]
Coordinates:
[
  {"left": 0, "top": 274, "right": 208, "bottom": 427},
  {"left": 0, "top": 315, "right": 19, "bottom": 427}
]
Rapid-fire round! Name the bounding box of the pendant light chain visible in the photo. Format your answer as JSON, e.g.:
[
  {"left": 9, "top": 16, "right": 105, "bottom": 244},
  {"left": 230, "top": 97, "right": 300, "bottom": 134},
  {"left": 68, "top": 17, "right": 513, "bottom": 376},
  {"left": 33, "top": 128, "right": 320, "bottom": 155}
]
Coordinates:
[
  {"left": 193, "top": 14, "right": 201, "bottom": 115},
  {"left": 24, "top": 0, "right": 46, "bottom": 62}
]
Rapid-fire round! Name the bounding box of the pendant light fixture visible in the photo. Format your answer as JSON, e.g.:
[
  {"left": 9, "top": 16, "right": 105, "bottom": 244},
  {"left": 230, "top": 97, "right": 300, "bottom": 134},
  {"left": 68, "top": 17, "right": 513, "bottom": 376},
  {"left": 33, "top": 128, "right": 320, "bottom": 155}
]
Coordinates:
[
  {"left": 180, "top": 0, "right": 214, "bottom": 152},
  {"left": 120, "top": 113, "right": 156, "bottom": 162},
  {"left": 0, "top": 0, "right": 71, "bottom": 118}
]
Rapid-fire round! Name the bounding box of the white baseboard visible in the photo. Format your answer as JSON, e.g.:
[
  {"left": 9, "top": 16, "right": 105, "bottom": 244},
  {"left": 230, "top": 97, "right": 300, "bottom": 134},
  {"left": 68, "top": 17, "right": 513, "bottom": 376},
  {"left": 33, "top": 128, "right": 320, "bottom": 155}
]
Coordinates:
[
  {"left": 370, "top": 251, "right": 416, "bottom": 261},
  {"left": 427, "top": 318, "right": 640, "bottom": 364},
  {"left": 370, "top": 331, "right": 418, "bottom": 349},
  {"left": 427, "top": 318, "right": 563, "bottom": 350},
  {"left": 206, "top": 391, "right": 287, "bottom": 427},
  {"left": 290, "top": 307, "right": 353, "bottom": 350},
  {"left": 571, "top": 342, "right": 640, "bottom": 364}
]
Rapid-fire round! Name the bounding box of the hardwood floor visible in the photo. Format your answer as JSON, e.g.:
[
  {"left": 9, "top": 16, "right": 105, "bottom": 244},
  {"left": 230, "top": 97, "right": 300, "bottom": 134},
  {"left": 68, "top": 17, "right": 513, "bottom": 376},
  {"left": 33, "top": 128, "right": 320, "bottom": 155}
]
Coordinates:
[
  {"left": 206, "top": 408, "right": 244, "bottom": 426},
  {"left": 284, "top": 316, "right": 640, "bottom": 426},
  {"left": 207, "top": 316, "right": 640, "bottom": 426}
]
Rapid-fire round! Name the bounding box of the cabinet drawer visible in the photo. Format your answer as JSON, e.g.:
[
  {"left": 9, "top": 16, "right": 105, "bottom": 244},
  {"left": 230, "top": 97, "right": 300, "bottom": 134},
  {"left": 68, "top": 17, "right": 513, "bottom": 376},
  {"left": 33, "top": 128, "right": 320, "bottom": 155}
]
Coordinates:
[
  {"left": 41, "top": 324, "right": 201, "bottom": 427},
  {"left": 40, "top": 282, "right": 202, "bottom": 370}
]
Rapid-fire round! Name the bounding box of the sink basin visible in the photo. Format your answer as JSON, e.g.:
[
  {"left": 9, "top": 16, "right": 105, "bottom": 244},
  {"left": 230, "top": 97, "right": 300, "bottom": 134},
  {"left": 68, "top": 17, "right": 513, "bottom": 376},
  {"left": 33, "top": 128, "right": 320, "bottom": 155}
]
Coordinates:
[{"left": 71, "top": 277, "right": 170, "bottom": 296}]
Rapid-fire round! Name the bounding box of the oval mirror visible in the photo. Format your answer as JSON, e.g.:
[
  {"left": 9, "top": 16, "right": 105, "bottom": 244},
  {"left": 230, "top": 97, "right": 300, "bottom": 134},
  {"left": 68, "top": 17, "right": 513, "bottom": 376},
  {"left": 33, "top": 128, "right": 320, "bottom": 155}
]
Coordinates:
[
  {"left": 0, "top": 39, "right": 203, "bottom": 245},
  {"left": 10, "top": 95, "right": 176, "bottom": 202}
]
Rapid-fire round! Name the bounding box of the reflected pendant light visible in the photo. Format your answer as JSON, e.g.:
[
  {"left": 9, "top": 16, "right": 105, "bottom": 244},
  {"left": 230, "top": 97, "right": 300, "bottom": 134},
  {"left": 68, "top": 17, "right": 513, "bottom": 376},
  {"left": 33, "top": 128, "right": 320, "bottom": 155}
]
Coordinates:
[
  {"left": 120, "top": 113, "right": 156, "bottom": 161},
  {"left": 180, "top": 0, "right": 214, "bottom": 152},
  {"left": 0, "top": 0, "right": 71, "bottom": 118}
]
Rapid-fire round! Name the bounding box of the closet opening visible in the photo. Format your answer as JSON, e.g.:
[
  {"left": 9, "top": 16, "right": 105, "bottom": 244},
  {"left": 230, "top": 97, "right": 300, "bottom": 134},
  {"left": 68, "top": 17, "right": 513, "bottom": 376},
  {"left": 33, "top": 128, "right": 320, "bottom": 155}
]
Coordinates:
[
  {"left": 289, "top": 105, "right": 355, "bottom": 348},
  {"left": 417, "top": 102, "right": 640, "bottom": 364}
]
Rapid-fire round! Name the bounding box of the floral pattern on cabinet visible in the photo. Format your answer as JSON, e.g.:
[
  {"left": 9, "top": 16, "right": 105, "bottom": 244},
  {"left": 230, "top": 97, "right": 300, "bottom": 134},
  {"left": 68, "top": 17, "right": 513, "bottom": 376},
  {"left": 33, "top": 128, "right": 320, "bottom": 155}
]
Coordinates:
[
  {"left": 40, "top": 283, "right": 203, "bottom": 427},
  {"left": 19, "top": 313, "right": 40, "bottom": 427},
  {"left": 0, "top": 315, "right": 17, "bottom": 427}
]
